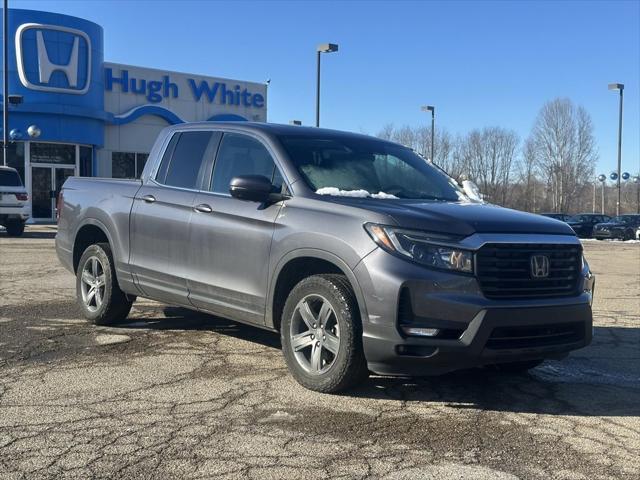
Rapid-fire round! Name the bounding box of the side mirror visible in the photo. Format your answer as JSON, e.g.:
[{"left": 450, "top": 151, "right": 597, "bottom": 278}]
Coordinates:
[
  {"left": 461, "top": 180, "right": 484, "bottom": 203},
  {"left": 229, "top": 175, "right": 273, "bottom": 202}
]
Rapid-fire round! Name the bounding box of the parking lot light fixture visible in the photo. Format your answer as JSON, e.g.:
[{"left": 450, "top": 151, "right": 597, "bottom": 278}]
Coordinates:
[
  {"left": 608, "top": 83, "right": 624, "bottom": 215},
  {"left": 421, "top": 105, "right": 435, "bottom": 161},
  {"left": 597, "top": 174, "right": 607, "bottom": 214},
  {"left": 315, "top": 43, "right": 339, "bottom": 128}
]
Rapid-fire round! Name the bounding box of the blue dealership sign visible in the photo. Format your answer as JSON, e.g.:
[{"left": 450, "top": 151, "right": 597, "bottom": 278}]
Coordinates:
[{"left": 15, "top": 23, "right": 92, "bottom": 94}]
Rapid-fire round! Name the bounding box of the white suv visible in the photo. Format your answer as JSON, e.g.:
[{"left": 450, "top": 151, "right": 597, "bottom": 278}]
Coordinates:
[{"left": 0, "top": 166, "right": 29, "bottom": 236}]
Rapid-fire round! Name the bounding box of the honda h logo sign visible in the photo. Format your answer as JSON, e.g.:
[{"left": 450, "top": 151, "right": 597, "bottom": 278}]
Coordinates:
[
  {"left": 530, "top": 255, "right": 550, "bottom": 278},
  {"left": 15, "top": 23, "right": 92, "bottom": 94}
]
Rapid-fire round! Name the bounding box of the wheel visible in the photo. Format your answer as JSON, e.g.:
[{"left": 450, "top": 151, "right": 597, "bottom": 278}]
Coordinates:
[
  {"left": 76, "top": 242, "right": 132, "bottom": 325},
  {"left": 281, "top": 274, "right": 368, "bottom": 393},
  {"left": 623, "top": 229, "right": 633, "bottom": 241},
  {"left": 492, "top": 359, "right": 544, "bottom": 373},
  {"left": 5, "top": 221, "right": 25, "bottom": 236}
]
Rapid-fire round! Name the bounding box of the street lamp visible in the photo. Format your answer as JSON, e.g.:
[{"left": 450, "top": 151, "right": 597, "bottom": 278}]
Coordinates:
[
  {"left": 2, "top": 0, "right": 9, "bottom": 167},
  {"left": 315, "top": 43, "right": 339, "bottom": 127},
  {"left": 421, "top": 105, "right": 435, "bottom": 162},
  {"left": 633, "top": 175, "right": 640, "bottom": 214},
  {"left": 597, "top": 174, "right": 606, "bottom": 214},
  {"left": 608, "top": 83, "right": 624, "bottom": 215}
]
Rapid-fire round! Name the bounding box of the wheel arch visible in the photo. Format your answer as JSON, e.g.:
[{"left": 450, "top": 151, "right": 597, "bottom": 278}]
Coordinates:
[
  {"left": 267, "top": 249, "right": 369, "bottom": 332},
  {"left": 72, "top": 219, "right": 115, "bottom": 273}
]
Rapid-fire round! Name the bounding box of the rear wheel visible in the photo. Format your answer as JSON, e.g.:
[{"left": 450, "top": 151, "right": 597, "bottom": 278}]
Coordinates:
[
  {"left": 281, "top": 274, "right": 368, "bottom": 393},
  {"left": 76, "top": 242, "right": 132, "bottom": 325},
  {"left": 623, "top": 229, "right": 634, "bottom": 241},
  {"left": 493, "top": 359, "right": 544, "bottom": 373},
  {"left": 5, "top": 220, "right": 25, "bottom": 236}
]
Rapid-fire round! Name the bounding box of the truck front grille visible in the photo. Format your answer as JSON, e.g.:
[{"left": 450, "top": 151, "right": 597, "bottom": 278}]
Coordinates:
[
  {"left": 486, "top": 322, "right": 585, "bottom": 350},
  {"left": 476, "top": 243, "right": 582, "bottom": 299}
]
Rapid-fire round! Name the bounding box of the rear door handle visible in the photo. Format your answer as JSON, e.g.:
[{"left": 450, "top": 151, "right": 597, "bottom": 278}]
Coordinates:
[
  {"left": 194, "top": 203, "right": 213, "bottom": 213},
  {"left": 141, "top": 194, "right": 156, "bottom": 203}
]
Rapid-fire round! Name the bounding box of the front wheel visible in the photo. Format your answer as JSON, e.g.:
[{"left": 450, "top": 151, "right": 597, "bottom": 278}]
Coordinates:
[
  {"left": 76, "top": 243, "right": 132, "bottom": 325},
  {"left": 281, "top": 274, "right": 368, "bottom": 393}
]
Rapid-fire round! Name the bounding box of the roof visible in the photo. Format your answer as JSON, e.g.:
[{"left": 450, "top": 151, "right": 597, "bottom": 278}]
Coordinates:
[{"left": 173, "top": 121, "right": 401, "bottom": 146}]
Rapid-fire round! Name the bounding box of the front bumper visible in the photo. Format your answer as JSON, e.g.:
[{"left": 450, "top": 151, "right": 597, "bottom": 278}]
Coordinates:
[
  {"left": 594, "top": 229, "right": 624, "bottom": 239},
  {"left": 354, "top": 245, "right": 594, "bottom": 376}
]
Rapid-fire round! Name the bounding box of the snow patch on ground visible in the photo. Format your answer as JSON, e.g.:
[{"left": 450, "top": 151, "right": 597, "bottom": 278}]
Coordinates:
[
  {"left": 315, "top": 187, "right": 398, "bottom": 199},
  {"left": 581, "top": 238, "right": 640, "bottom": 244}
]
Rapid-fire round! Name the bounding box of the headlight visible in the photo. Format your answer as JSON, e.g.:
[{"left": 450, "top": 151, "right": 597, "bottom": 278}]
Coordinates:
[{"left": 364, "top": 223, "right": 473, "bottom": 273}]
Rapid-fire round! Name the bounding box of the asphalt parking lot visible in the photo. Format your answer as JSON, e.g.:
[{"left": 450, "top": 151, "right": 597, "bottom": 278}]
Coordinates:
[{"left": 0, "top": 226, "right": 639, "bottom": 479}]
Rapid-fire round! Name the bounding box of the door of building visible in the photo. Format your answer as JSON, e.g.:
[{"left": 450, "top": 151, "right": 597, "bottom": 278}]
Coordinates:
[{"left": 31, "top": 166, "right": 75, "bottom": 221}]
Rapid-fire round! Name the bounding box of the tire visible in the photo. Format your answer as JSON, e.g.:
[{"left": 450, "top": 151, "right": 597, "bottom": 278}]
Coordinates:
[
  {"left": 623, "top": 229, "right": 633, "bottom": 241},
  {"left": 76, "top": 242, "right": 132, "bottom": 325},
  {"left": 492, "top": 359, "right": 544, "bottom": 373},
  {"left": 5, "top": 221, "right": 25, "bottom": 237},
  {"left": 280, "top": 274, "right": 368, "bottom": 393}
]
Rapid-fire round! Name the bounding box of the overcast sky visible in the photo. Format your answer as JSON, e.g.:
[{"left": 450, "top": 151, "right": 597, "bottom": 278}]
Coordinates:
[{"left": 13, "top": 0, "right": 640, "bottom": 176}]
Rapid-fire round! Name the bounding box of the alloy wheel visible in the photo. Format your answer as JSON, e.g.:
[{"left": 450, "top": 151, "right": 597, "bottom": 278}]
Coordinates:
[
  {"left": 80, "top": 256, "right": 106, "bottom": 312},
  {"left": 289, "top": 294, "right": 340, "bottom": 375}
]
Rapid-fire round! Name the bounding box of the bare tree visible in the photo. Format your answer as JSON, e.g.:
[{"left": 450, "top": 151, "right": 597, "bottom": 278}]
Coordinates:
[
  {"left": 376, "top": 123, "right": 395, "bottom": 141},
  {"left": 530, "top": 98, "right": 597, "bottom": 212},
  {"left": 458, "top": 127, "right": 519, "bottom": 204}
]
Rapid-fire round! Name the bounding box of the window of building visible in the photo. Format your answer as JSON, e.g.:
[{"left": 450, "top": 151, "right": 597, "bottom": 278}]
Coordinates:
[
  {"left": 161, "top": 131, "right": 213, "bottom": 189},
  {"left": 211, "top": 133, "right": 282, "bottom": 194},
  {"left": 79, "top": 146, "right": 93, "bottom": 177},
  {"left": 111, "top": 152, "right": 150, "bottom": 179},
  {"left": 30, "top": 143, "right": 76, "bottom": 165},
  {"left": 0, "top": 142, "right": 25, "bottom": 183}
]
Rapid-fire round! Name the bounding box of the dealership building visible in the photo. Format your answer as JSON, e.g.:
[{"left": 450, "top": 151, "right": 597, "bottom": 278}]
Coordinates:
[{"left": 1, "top": 9, "right": 268, "bottom": 221}]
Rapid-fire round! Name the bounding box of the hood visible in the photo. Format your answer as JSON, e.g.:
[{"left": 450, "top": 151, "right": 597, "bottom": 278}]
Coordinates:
[
  {"left": 596, "top": 221, "right": 627, "bottom": 228},
  {"left": 320, "top": 197, "right": 576, "bottom": 236}
]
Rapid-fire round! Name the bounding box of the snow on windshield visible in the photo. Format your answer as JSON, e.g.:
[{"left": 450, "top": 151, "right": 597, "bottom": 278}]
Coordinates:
[{"left": 315, "top": 187, "right": 398, "bottom": 199}]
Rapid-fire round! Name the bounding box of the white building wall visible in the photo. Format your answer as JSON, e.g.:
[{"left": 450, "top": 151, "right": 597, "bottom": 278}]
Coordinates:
[{"left": 100, "top": 62, "right": 268, "bottom": 177}]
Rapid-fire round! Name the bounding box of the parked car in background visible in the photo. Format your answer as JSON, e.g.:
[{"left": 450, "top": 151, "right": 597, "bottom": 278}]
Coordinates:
[
  {"left": 56, "top": 122, "right": 595, "bottom": 393},
  {"left": 0, "top": 166, "right": 29, "bottom": 236},
  {"left": 540, "top": 213, "right": 571, "bottom": 222},
  {"left": 566, "top": 213, "right": 611, "bottom": 238},
  {"left": 593, "top": 215, "right": 640, "bottom": 241}
]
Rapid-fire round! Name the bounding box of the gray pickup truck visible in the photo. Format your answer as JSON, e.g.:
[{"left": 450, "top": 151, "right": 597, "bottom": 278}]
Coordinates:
[{"left": 56, "top": 122, "right": 595, "bottom": 392}]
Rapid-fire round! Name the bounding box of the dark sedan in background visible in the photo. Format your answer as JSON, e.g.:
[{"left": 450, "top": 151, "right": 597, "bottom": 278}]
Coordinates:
[
  {"left": 566, "top": 214, "right": 611, "bottom": 238},
  {"left": 540, "top": 213, "right": 572, "bottom": 222},
  {"left": 593, "top": 215, "right": 640, "bottom": 241}
]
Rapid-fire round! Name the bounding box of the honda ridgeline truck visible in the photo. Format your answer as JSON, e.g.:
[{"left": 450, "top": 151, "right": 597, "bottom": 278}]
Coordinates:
[{"left": 56, "top": 123, "right": 595, "bottom": 392}]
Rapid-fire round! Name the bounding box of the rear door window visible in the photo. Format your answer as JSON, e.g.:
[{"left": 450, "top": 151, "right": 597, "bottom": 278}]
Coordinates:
[{"left": 156, "top": 131, "right": 214, "bottom": 190}]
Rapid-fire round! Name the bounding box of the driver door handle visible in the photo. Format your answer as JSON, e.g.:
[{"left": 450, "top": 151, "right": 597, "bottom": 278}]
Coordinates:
[
  {"left": 141, "top": 194, "right": 156, "bottom": 203},
  {"left": 194, "top": 203, "right": 213, "bottom": 213}
]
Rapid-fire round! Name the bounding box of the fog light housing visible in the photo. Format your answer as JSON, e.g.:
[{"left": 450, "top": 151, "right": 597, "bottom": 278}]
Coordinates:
[{"left": 401, "top": 326, "right": 440, "bottom": 337}]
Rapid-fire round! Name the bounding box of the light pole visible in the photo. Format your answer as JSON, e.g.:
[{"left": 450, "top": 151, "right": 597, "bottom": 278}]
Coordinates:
[
  {"left": 421, "top": 105, "right": 435, "bottom": 162},
  {"left": 598, "top": 174, "right": 606, "bottom": 214},
  {"left": 2, "top": 0, "right": 9, "bottom": 167},
  {"left": 315, "top": 43, "right": 338, "bottom": 128},
  {"left": 608, "top": 83, "right": 624, "bottom": 215}
]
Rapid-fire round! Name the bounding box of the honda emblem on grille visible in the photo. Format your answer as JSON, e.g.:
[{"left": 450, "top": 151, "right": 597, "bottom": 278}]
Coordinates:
[{"left": 530, "top": 255, "right": 550, "bottom": 278}]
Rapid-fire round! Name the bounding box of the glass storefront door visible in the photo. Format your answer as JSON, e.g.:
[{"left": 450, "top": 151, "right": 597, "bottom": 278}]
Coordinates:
[{"left": 31, "top": 166, "right": 75, "bottom": 221}]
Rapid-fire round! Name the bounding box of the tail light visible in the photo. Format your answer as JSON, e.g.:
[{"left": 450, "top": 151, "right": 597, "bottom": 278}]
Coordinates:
[
  {"left": 15, "top": 193, "right": 28, "bottom": 201},
  {"left": 56, "top": 190, "right": 64, "bottom": 221}
]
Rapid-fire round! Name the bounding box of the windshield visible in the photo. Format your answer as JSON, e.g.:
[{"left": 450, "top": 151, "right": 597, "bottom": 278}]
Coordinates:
[
  {"left": 0, "top": 169, "right": 23, "bottom": 187},
  {"left": 278, "top": 135, "right": 464, "bottom": 201},
  {"left": 612, "top": 215, "right": 638, "bottom": 223}
]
